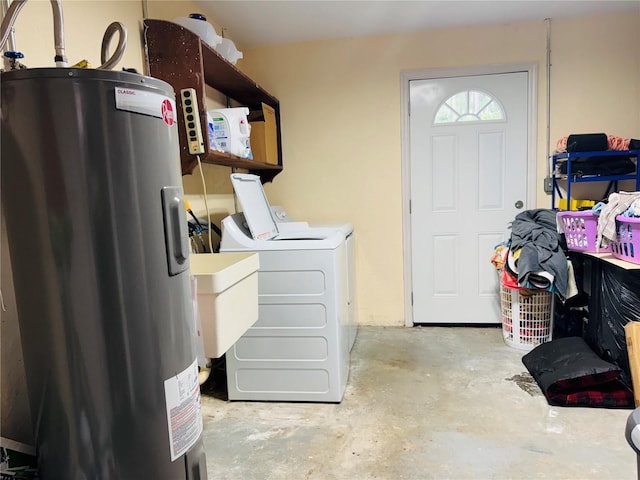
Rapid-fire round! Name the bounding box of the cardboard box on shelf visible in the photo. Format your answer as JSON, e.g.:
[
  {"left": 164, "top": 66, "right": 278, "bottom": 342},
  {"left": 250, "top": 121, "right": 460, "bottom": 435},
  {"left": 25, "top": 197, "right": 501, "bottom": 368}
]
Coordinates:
[{"left": 249, "top": 103, "right": 278, "bottom": 166}]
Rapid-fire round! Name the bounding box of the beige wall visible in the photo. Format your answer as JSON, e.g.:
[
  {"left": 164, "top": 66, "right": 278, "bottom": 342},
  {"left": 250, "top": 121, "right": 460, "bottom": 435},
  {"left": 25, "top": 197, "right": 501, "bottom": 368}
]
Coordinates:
[
  {"left": 239, "top": 12, "right": 639, "bottom": 326},
  {"left": 550, "top": 14, "right": 640, "bottom": 141},
  {"left": 11, "top": 0, "right": 144, "bottom": 70}
]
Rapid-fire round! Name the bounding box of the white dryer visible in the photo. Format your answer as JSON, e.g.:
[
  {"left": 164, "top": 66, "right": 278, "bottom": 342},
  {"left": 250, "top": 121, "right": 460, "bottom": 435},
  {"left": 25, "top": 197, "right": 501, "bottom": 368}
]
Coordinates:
[{"left": 220, "top": 174, "right": 356, "bottom": 402}]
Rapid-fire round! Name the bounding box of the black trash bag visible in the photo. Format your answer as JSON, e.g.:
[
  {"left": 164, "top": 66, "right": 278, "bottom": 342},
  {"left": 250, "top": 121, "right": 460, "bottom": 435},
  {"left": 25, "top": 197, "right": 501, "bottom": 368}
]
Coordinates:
[
  {"left": 583, "top": 263, "right": 640, "bottom": 389},
  {"left": 554, "top": 292, "right": 589, "bottom": 338},
  {"left": 522, "top": 336, "right": 634, "bottom": 408}
]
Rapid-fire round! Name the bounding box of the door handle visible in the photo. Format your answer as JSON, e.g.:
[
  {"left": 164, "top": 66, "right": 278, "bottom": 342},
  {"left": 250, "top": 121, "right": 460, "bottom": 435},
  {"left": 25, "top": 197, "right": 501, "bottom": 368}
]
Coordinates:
[{"left": 515, "top": 200, "right": 524, "bottom": 209}]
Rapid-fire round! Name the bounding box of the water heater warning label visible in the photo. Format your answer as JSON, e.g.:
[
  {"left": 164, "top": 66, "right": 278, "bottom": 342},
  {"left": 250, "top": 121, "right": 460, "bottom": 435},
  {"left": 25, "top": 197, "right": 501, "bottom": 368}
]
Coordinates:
[
  {"left": 115, "top": 87, "right": 176, "bottom": 126},
  {"left": 164, "top": 358, "right": 203, "bottom": 461}
]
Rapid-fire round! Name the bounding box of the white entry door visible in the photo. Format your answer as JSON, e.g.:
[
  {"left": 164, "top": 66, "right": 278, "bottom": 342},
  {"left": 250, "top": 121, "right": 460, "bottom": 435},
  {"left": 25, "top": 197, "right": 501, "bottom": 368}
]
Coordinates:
[{"left": 409, "top": 71, "right": 530, "bottom": 324}]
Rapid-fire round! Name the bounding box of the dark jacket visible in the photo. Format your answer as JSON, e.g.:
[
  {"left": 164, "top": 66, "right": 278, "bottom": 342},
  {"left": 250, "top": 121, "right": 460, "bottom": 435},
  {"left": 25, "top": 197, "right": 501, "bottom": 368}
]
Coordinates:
[{"left": 510, "top": 209, "right": 568, "bottom": 299}]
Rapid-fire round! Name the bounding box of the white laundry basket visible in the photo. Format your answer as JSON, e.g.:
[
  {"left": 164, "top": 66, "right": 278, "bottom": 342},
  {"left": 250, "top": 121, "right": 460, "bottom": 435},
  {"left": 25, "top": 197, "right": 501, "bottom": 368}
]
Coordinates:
[{"left": 500, "top": 283, "right": 554, "bottom": 351}]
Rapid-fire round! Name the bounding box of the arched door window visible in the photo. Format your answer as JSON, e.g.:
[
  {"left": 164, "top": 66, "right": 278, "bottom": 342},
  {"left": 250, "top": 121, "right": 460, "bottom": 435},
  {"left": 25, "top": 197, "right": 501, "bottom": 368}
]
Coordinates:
[{"left": 434, "top": 90, "right": 505, "bottom": 124}]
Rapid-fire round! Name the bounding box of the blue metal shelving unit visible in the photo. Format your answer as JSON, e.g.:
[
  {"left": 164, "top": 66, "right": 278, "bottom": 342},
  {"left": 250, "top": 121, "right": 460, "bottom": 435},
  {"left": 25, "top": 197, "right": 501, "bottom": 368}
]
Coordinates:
[{"left": 551, "top": 149, "right": 640, "bottom": 210}]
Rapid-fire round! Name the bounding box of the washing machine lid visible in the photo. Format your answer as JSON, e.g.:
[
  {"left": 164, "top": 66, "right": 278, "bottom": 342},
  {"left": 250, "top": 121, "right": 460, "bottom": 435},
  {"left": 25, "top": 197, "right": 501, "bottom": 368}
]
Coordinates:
[
  {"left": 230, "top": 173, "right": 278, "bottom": 240},
  {"left": 230, "top": 173, "right": 329, "bottom": 241}
]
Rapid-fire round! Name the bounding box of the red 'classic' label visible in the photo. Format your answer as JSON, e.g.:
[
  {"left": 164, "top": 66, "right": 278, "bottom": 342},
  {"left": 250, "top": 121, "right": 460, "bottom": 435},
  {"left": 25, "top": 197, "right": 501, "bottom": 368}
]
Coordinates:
[{"left": 114, "top": 87, "right": 176, "bottom": 127}]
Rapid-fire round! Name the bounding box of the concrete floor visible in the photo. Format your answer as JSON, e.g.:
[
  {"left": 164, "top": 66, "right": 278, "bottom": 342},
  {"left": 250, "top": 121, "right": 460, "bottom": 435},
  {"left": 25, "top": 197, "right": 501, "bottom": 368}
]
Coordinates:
[{"left": 200, "top": 326, "right": 635, "bottom": 479}]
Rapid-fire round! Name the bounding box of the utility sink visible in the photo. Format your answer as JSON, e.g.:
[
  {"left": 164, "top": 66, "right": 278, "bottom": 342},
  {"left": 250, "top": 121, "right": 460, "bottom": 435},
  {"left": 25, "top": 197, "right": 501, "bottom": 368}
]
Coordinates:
[{"left": 189, "top": 252, "right": 259, "bottom": 358}]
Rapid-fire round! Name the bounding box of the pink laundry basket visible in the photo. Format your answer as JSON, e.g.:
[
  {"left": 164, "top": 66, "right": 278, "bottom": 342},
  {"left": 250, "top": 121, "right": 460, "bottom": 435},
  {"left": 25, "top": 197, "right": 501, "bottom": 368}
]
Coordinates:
[
  {"left": 611, "top": 216, "right": 640, "bottom": 264},
  {"left": 557, "top": 211, "right": 610, "bottom": 253}
]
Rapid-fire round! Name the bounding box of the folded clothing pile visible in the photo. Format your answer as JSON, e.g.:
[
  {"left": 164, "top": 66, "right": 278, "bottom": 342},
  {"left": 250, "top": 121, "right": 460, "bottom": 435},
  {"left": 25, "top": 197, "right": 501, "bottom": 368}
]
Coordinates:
[{"left": 522, "top": 336, "right": 634, "bottom": 409}]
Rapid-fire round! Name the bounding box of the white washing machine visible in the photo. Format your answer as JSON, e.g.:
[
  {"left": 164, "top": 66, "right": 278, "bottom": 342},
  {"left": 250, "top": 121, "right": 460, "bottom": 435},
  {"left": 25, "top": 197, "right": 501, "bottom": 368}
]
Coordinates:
[
  {"left": 269, "top": 204, "right": 357, "bottom": 352},
  {"left": 220, "top": 174, "right": 356, "bottom": 402}
]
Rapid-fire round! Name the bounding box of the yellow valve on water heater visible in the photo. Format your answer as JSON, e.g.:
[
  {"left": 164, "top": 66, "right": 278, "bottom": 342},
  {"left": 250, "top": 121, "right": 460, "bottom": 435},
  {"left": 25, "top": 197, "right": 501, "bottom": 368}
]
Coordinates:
[{"left": 71, "top": 59, "right": 92, "bottom": 69}]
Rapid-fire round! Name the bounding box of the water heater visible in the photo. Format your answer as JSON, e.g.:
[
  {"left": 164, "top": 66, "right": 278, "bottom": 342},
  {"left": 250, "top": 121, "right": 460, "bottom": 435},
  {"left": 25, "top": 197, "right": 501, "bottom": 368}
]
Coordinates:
[{"left": 1, "top": 68, "right": 207, "bottom": 478}]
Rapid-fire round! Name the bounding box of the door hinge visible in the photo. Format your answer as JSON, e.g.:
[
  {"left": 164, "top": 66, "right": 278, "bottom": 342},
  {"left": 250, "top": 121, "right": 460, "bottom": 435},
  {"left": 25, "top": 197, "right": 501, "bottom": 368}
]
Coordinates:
[
  {"left": 411, "top": 292, "right": 413, "bottom": 305},
  {"left": 409, "top": 200, "right": 412, "bottom": 214}
]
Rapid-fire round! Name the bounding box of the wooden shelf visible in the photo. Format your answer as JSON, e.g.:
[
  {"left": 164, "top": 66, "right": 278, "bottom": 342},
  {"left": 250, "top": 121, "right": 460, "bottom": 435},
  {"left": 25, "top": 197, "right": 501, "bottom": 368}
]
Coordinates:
[
  {"left": 143, "top": 19, "right": 283, "bottom": 182},
  {"left": 202, "top": 150, "right": 282, "bottom": 183},
  {"left": 583, "top": 252, "right": 640, "bottom": 270}
]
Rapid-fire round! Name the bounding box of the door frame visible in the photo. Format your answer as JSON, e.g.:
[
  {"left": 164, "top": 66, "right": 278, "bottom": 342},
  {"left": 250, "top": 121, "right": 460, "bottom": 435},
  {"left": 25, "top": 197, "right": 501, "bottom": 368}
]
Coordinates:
[{"left": 401, "top": 63, "right": 539, "bottom": 327}]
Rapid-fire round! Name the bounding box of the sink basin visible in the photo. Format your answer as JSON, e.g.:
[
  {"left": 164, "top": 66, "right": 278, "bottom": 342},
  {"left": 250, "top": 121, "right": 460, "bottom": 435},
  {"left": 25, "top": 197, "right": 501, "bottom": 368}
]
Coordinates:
[{"left": 189, "top": 252, "right": 259, "bottom": 358}]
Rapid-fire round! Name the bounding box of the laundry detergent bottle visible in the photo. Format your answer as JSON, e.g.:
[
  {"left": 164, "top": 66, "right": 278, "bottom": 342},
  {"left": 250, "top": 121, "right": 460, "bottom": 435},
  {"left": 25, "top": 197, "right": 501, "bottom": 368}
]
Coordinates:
[{"left": 207, "top": 107, "right": 252, "bottom": 159}]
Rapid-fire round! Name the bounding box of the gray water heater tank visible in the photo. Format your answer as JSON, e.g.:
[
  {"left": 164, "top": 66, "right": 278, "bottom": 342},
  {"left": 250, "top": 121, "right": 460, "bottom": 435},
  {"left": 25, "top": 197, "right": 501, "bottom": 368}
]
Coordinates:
[{"left": 1, "top": 68, "right": 207, "bottom": 479}]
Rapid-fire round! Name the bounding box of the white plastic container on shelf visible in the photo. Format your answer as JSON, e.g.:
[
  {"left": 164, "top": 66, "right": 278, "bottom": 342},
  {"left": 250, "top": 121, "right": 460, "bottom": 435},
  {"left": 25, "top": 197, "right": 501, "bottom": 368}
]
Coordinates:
[
  {"left": 215, "top": 38, "right": 243, "bottom": 65},
  {"left": 207, "top": 107, "right": 252, "bottom": 159},
  {"left": 173, "top": 13, "right": 222, "bottom": 48}
]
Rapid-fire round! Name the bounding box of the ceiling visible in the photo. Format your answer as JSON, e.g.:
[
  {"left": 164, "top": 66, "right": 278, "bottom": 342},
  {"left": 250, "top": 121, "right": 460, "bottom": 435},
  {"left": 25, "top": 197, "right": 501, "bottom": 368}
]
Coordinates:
[{"left": 194, "top": 0, "right": 640, "bottom": 48}]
